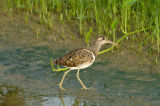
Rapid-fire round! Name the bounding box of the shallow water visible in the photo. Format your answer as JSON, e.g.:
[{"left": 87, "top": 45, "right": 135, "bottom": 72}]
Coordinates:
[{"left": 0, "top": 40, "right": 160, "bottom": 106}]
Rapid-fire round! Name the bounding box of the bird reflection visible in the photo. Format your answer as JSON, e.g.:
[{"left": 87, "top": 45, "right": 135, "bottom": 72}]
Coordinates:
[
  {"left": 59, "top": 95, "right": 65, "bottom": 106},
  {"left": 58, "top": 90, "right": 89, "bottom": 106}
]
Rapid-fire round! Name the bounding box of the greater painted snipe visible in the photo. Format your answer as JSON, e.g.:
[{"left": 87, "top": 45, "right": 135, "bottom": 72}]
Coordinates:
[{"left": 53, "top": 36, "right": 118, "bottom": 91}]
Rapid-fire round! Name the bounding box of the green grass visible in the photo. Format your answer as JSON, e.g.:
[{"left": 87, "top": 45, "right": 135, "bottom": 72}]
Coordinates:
[{"left": 2, "top": 0, "right": 160, "bottom": 61}]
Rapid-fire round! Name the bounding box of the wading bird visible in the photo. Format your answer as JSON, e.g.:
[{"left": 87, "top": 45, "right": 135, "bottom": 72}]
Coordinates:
[{"left": 53, "top": 36, "right": 118, "bottom": 91}]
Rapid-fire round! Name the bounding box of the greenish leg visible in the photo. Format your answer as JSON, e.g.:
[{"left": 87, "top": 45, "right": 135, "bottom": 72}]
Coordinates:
[
  {"left": 59, "top": 70, "right": 71, "bottom": 92},
  {"left": 76, "top": 69, "right": 87, "bottom": 90}
]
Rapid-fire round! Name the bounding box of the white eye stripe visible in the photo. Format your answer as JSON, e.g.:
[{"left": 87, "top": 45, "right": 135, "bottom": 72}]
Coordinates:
[
  {"left": 98, "top": 38, "right": 105, "bottom": 40},
  {"left": 96, "top": 36, "right": 107, "bottom": 41}
]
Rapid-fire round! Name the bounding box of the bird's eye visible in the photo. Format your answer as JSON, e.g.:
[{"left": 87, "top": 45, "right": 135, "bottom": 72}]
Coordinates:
[{"left": 102, "top": 37, "right": 105, "bottom": 40}]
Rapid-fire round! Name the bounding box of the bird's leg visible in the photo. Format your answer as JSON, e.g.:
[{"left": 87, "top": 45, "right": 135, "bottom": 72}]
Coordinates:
[
  {"left": 59, "top": 70, "right": 71, "bottom": 92},
  {"left": 76, "top": 69, "right": 88, "bottom": 90}
]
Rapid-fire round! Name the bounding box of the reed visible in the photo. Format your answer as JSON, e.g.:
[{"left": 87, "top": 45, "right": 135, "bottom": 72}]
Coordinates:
[{"left": 2, "top": 0, "right": 160, "bottom": 59}]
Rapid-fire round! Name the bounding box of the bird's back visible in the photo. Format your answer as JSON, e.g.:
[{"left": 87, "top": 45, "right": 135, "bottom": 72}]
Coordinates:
[{"left": 53, "top": 48, "right": 95, "bottom": 69}]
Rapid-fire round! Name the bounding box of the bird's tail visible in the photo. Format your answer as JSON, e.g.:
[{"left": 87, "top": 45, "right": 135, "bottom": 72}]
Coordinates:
[
  {"left": 50, "top": 58, "right": 68, "bottom": 71},
  {"left": 52, "top": 59, "right": 57, "bottom": 65},
  {"left": 50, "top": 58, "right": 56, "bottom": 66}
]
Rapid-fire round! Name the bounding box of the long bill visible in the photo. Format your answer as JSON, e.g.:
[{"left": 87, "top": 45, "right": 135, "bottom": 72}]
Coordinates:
[{"left": 106, "top": 40, "right": 118, "bottom": 46}]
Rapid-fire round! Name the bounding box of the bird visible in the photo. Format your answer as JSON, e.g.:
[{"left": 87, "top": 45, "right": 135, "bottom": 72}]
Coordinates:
[{"left": 53, "top": 36, "right": 118, "bottom": 91}]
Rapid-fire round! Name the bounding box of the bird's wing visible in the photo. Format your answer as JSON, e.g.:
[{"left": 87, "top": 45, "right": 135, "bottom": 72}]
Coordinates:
[{"left": 54, "top": 48, "right": 94, "bottom": 67}]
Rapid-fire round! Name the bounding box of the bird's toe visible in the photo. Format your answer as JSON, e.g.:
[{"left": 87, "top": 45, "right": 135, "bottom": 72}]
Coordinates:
[
  {"left": 81, "top": 87, "right": 96, "bottom": 91},
  {"left": 59, "top": 86, "right": 67, "bottom": 92},
  {"left": 59, "top": 83, "right": 67, "bottom": 92}
]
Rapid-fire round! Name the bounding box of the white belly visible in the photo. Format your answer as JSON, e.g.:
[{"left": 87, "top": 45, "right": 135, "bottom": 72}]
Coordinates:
[
  {"left": 69, "top": 52, "right": 95, "bottom": 70},
  {"left": 78, "top": 61, "right": 94, "bottom": 69},
  {"left": 69, "top": 62, "right": 94, "bottom": 70}
]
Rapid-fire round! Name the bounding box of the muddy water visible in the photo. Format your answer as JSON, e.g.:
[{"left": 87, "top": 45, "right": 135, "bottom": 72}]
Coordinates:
[{"left": 0, "top": 40, "right": 160, "bottom": 106}]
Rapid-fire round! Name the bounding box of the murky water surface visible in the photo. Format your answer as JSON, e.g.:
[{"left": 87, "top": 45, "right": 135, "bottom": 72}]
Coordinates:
[{"left": 0, "top": 40, "right": 160, "bottom": 106}]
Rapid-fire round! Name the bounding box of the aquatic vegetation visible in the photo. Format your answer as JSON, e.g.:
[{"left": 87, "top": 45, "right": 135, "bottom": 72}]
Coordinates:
[
  {"left": 50, "top": 58, "right": 68, "bottom": 71},
  {"left": 2, "top": 0, "right": 160, "bottom": 62},
  {"left": 85, "top": 28, "right": 93, "bottom": 47}
]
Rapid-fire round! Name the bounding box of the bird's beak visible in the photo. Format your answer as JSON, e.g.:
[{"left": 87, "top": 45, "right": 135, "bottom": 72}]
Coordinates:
[{"left": 105, "top": 40, "right": 118, "bottom": 46}]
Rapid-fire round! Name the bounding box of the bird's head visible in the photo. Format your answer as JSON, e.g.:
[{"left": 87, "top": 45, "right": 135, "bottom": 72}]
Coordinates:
[{"left": 95, "top": 36, "right": 118, "bottom": 46}]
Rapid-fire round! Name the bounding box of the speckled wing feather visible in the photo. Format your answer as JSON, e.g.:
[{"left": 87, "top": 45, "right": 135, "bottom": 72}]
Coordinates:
[{"left": 54, "top": 48, "right": 94, "bottom": 67}]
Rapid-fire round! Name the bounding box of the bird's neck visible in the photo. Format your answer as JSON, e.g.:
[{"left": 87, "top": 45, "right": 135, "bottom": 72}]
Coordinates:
[{"left": 90, "top": 42, "right": 102, "bottom": 56}]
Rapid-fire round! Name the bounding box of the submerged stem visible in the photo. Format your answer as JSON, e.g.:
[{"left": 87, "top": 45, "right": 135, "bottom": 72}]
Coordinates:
[{"left": 50, "top": 58, "right": 69, "bottom": 72}]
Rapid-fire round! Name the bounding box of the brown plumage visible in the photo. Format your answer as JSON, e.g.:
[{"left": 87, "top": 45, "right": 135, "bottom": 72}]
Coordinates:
[
  {"left": 54, "top": 36, "right": 118, "bottom": 92},
  {"left": 54, "top": 48, "right": 94, "bottom": 67}
]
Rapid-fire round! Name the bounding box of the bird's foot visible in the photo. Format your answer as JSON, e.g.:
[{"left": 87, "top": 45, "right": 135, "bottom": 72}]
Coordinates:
[
  {"left": 81, "top": 87, "right": 89, "bottom": 90},
  {"left": 81, "top": 86, "right": 96, "bottom": 91},
  {"left": 59, "top": 84, "right": 66, "bottom": 92}
]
